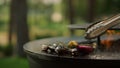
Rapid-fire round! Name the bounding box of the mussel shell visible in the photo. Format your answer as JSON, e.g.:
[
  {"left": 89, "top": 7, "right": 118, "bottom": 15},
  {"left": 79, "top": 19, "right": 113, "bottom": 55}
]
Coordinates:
[
  {"left": 69, "top": 48, "right": 79, "bottom": 57},
  {"left": 55, "top": 46, "right": 68, "bottom": 55},
  {"left": 41, "top": 44, "right": 49, "bottom": 52}
]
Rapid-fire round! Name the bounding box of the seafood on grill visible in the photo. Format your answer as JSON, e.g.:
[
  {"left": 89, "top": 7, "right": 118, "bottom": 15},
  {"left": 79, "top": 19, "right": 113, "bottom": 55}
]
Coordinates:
[{"left": 41, "top": 41, "right": 97, "bottom": 57}]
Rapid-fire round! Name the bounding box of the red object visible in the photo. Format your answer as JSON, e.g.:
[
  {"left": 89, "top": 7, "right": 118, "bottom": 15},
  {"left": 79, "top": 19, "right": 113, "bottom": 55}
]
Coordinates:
[{"left": 77, "top": 45, "right": 94, "bottom": 54}]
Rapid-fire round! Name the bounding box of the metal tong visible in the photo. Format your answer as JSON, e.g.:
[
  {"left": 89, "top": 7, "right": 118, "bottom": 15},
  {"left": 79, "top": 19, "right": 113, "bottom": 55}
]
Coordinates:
[{"left": 85, "top": 14, "right": 120, "bottom": 39}]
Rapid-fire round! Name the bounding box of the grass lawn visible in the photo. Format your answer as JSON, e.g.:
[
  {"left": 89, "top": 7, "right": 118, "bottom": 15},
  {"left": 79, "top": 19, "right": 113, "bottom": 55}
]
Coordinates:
[{"left": 0, "top": 57, "right": 29, "bottom": 68}]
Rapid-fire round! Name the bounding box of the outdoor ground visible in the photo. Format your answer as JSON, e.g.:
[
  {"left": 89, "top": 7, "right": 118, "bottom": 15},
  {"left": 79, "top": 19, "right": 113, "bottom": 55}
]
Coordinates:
[{"left": 0, "top": 57, "right": 29, "bottom": 68}]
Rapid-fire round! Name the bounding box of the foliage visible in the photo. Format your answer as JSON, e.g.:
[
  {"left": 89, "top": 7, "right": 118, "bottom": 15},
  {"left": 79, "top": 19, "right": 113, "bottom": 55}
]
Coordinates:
[
  {"left": 96, "top": 0, "right": 120, "bottom": 16},
  {"left": 35, "top": 34, "right": 53, "bottom": 39},
  {"left": 0, "top": 45, "right": 3, "bottom": 51},
  {"left": 0, "top": 57, "right": 29, "bottom": 68},
  {"left": 0, "top": 44, "right": 13, "bottom": 56},
  {"left": 3, "top": 44, "right": 13, "bottom": 56}
]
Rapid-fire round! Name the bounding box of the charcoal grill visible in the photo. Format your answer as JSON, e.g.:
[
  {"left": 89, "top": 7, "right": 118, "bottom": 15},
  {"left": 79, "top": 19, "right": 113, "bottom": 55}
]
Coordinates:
[{"left": 24, "top": 14, "right": 120, "bottom": 68}]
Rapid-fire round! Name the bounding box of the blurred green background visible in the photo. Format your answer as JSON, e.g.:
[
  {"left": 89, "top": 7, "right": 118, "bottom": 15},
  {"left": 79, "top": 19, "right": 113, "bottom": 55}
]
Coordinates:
[{"left": 0, "top": 0, "right": 120, "bottom": 68}]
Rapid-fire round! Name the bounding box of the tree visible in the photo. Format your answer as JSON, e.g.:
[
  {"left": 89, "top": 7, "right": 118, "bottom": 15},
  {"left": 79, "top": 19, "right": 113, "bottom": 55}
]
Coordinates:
[
  {"left": 67, "top": 0, "right": 75, "bottom": 35},
  {"left": 87, "top": 0, "right": 96, "bottom": 23},
  {"left": 9, "top": 0, "right": 29, "bottom": 57}
]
